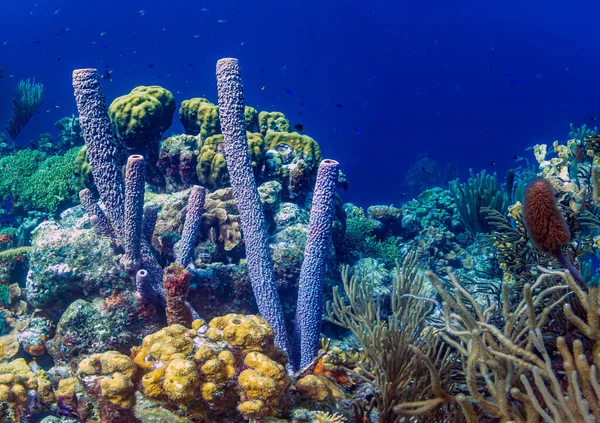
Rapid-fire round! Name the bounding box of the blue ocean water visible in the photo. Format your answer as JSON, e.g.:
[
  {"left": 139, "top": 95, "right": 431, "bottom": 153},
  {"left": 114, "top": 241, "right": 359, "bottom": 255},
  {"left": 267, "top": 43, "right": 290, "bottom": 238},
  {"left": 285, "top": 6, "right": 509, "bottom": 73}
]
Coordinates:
[{"left": 1, "top": 0, "right": 599, "bottom": 206}]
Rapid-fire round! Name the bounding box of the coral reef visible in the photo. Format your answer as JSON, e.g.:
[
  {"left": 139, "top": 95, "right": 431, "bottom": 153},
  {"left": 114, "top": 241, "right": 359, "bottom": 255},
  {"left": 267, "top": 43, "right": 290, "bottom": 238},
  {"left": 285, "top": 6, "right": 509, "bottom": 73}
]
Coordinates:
[{"left": 108, "top": 85, "right": 176, "bottom": 157}]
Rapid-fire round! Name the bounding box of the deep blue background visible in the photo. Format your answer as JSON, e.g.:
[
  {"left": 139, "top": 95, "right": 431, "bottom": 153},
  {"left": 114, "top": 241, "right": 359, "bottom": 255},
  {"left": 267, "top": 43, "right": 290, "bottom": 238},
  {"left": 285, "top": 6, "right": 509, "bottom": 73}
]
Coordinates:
[{"left": 1, "top": 0, "right": 599, "bottom": 207}]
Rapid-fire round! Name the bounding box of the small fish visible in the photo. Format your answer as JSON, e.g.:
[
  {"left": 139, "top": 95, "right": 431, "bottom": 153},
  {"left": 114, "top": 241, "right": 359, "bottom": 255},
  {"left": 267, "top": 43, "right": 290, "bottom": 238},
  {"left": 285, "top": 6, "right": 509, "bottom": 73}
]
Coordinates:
[
  {"left": 591, "top": 117, "right": 597, "bottom": 121},
  {"left": 510, "top": 79, "right": 520, "bottom": 84},
  {"left": 420, "top": 166, "right": 427, "bottom": 173},
  {"left": 100, "top": 32, "right": 107, "bottom": 37},
  {"left": 101, "top": 69, "right": 113, "bottom": 82},
  {"left": 217, "top": 19, "right": 227, "bottom": 23},
  {"left": 54, "top": 8, "right": 61, "bottom": 14},
  {"left": 57, "top": 57, "right": 61, "bottom": 61},
  {"left": 294, "top": 124, "right": 304, "bottom": 131},
  {"left": 489, "top": 162, "right": 496, "bottom": 166},
  {"left": 201, "top": 8, "right": 210, "bottom": 11},
  {"left": 194, "top": 34, "right": 201, "bottom": 38},
  {"left": 55, "top": 105, "right": 60, "bottom": 109},
  {"left": 285, "top": 89, "right": 293, "bottom": 95},
  {"left": 261, "top": 86, "right": 265, "bottom": 90},
  {"left": 139, "top": 10, "right": 145, "bottom": 16},
  {"left": 33, "top": 40, "right": 42, "bottom": 45},
  {"left": 102, "top": 44, "right": 110, "bottom": 49},
  {"left": 513, "top": 155, "right": 521, "bottom": 160},
  {"left": 148, "top": 63, "right": 154, "bottom": 68},
  {"left": 401, "top": 193, "right": 406, "bottom": 197},
  {"left": 354, "top": 128, "right": 360, "bottom": 134},
  {"left": 335, "top": 103, "right": 343, "bottom": 108}
]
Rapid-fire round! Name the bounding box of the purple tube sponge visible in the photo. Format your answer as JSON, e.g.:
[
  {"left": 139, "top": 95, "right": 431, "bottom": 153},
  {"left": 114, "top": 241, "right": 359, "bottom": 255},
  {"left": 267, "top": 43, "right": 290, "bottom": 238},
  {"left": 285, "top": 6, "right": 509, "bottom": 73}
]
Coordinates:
[
  {"left": 73, "top": 69, "right": 125, "bottom": 238},
  {"left": 294, "top": 159, "right": 339, "bottom": 368},
  {"left": 175, "top": 185, "right": 206, "bottom": 267},
  {"left": 216, "top": 58, "right": 290, "bottom": 357},
  {"left": 122, "top": 155, "right": 146, "bottom": 272},
  {"left": 78, "top": 188, "right": 115, "bottom": 238},
  {"left": 73, "top": 68, "right": 167, "bottom": 307},
  {"left": 142, "top": 204, "right": 158, "bottom": 242}
]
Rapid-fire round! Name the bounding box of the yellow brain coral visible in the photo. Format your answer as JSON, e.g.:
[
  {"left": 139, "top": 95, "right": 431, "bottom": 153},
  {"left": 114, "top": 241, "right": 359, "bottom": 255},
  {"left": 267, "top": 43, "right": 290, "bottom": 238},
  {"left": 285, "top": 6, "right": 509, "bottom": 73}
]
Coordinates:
[
  {"left": 108, "top": 85, "right": 175, "bottom": 152},
  {"left": 132, "top": 324, "right": 195, "bottom": 372},
  {"left": 180, "top": 98, "right": 220, "bottom": 138},
  {"left": 195, "top": 132, "right": 264, "bottom": 190},
  {"left": 77, "top": 351, "right": 137, "bottom": 409},
  {"left": 237, "top": 351, "right": 290, "bottom": 418},
  {"left": 258, "top": 111, "right": 291, "bottom": 135},
  {"left": 0, "top": 358, "right": 54, "bottom": 406},
  {"left": 264, "top": 131, "right": 322, "bottom": 171},
  {"left": 205, "top": 314, "right": 282, "bottom": 359}
]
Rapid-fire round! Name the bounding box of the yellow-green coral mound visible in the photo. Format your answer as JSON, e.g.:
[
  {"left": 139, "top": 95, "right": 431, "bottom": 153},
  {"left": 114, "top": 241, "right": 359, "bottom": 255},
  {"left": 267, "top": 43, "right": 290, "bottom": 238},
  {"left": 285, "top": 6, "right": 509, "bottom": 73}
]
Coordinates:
[
  {"left": 259, "top": 111, "right": 291, "bottom": 135},
  {"left": 180, "top": 98, "right": 220, "bottom": 138},
  {"left": 196, "top": 132, "right": 264, "bottom": 190},
  {"left": 109, "top": 85, "right": 175, "bottom": 153},
  {"left": 265, "top": 132, "right": 322, "bottom": 171}
]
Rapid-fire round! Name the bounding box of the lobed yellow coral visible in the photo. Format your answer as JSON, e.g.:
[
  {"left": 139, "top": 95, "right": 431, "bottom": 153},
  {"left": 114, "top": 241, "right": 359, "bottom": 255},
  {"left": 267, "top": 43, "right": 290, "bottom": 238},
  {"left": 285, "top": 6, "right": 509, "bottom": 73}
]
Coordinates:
[
  {"left": 265, "top": 132, "right": 322, "bottom": 171},
  {"left": 132, "top": 324, "right": 195, "bottom": 371},
  {"left": 0, "top": 358, "right": 54, "bottom": 406},
  {"left": 77, "top": 350, "right": 137, "bottom": 409},
  {"left": 258, "top": 111, "right": 291, "bottom": 135},
  {"left": 195, "top": 132, "right": 264, "bottom": 190},
  {"left": 179, "top": 98, "right": 220, "bottom": 138},
  {"left": 108, "top": 85, "right": 176, "bottom": 152},
  {"left": 205, "top": 314, "right": 284, "bottom": 360},
  {"left": 237, "top": 351, "right": 289, "bottom": 418}
]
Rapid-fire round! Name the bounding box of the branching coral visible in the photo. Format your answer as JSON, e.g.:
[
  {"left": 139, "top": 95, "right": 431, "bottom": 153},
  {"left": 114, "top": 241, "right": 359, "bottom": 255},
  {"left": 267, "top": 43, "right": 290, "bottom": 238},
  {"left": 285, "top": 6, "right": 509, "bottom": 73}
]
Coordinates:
[
  {"left": 417, "top": 266, "right": 600, "bottom": 422},
  {"left": 326, "top": 251, "right": 459, "bottom": 423}
]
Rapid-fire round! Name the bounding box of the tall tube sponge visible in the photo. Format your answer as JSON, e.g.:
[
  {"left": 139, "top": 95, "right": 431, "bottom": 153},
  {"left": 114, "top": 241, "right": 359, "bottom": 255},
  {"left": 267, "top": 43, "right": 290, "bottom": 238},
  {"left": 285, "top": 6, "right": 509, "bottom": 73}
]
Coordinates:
[
  {"left": 73, "top": 69, "right": 165, "bottom": 305},
  {"left": 72, "top": 69, "right": 125, "bottom": 237},
  {"left": 216, "top": 58, "right": 291, "bottom": 358},
  {"left": 294, "top": 159, "right": 339, "bottom": 368},
  {"left": 175, "top": 185, "right": 207, "bottom": 267}
]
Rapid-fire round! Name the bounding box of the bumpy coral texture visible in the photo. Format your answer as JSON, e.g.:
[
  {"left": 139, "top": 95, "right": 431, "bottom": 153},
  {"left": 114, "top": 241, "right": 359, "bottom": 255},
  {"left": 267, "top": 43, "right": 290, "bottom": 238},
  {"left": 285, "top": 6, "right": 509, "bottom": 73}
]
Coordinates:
[
  {"left": 523, "top": 177, "right": 570, "bottom": 254},
  {"left": 216, "top": 58, "right": 290, "bottom": 357},
  {"left": 108, "top": 85, "right": 175, "bottom": 154},
  {"left": 132, "top": 316, "right": 289, "bottom": 420}
]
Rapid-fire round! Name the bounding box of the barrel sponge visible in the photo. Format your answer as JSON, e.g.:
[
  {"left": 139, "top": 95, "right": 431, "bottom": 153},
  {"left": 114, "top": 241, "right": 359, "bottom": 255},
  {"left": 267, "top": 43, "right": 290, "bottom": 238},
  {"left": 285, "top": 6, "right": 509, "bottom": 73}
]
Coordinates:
[
  {"left": 523, "top": 177, "right": 570, "bottom": 254},
  {"left": 265, "top": 132, "right": 322, "bottom": 171},
  {"left": 108, "top": 85, "right": 176, "bottom": 152},
  {"left": 258, "top": 111, "right": 291, "bottom": 135},
  {"left": 180, "top": 98, "right": 220, "bottom": 138},
  {"left": 196, "top": 132, "right": 264, "bottom": 190}
]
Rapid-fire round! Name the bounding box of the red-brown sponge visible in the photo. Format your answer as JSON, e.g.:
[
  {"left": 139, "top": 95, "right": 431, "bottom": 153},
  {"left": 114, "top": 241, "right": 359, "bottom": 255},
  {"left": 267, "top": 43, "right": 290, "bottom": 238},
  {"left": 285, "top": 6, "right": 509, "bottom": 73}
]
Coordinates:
[
  {"left": 523, "top": 177, "right": 570, "bottom": 254},
  {"left": 163, "top": 263, "right": 193, "bottom": 327}
]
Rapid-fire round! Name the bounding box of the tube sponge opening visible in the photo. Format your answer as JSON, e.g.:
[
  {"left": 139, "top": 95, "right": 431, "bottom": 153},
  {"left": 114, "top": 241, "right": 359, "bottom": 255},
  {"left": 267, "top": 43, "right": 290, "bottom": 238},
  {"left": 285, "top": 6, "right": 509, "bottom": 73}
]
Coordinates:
[{"left": 523, "top": 177, "right": 570, "bottom": 254}]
